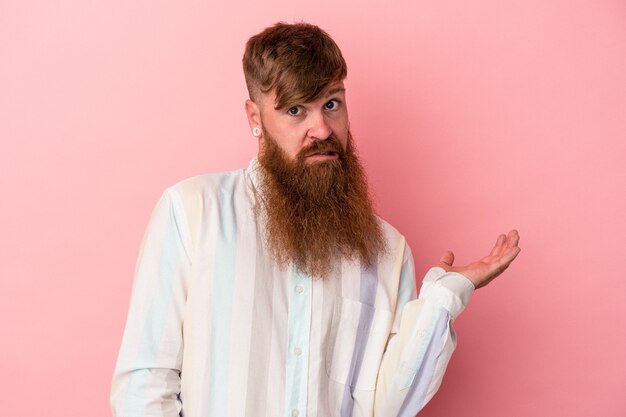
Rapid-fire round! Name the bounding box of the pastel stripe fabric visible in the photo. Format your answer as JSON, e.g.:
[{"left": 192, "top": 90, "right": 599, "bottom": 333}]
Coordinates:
[{"left": 110, "top": 158, "right": 475, "bottom": 417}]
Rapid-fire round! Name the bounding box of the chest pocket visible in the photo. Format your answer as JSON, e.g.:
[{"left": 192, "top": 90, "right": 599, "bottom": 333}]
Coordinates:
[{"left": 325, "top": 297, "right": 393, "bottom": 391}]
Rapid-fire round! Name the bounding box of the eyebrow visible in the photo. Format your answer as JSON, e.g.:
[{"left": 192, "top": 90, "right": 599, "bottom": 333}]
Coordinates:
[
  {"left": 278, "top": 87, "right": 346, "bottom": 110},
  {"left": 325, "top": 87, "right": 346, "bottom": 97}
]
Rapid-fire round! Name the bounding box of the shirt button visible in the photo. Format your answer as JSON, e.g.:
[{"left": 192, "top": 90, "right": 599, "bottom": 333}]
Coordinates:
[
  {"left": 292, "top": 409, "right": 300, "bottom": 417},
  {"left": 295, "top": 285, "right": 304, "bottom": 294},
  {"left": 294, "top": 347, "right": 302, "bottom": 356},
  {"left": 418, "top": 329, "right": 428, "bottom": 338},
  {"left": 435, "top": 281, "right": 442, "bottom": 287}
]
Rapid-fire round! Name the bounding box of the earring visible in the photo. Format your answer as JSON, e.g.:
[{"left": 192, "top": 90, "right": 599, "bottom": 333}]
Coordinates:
[{"left": 252, "top": 127, "right": 261, "bottom": 137}]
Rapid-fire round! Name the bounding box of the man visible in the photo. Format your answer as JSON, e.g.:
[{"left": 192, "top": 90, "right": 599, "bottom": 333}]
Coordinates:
[{"left": 110, "top": 22, "right": 520, "bottom": 417}]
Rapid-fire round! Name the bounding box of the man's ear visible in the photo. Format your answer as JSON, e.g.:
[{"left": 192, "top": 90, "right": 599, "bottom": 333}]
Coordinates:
[{"left": 245, "top": 99, "right": 261, "bottom": 131}]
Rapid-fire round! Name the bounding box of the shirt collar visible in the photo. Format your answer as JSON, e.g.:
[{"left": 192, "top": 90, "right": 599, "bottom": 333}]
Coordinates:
[{"left": 245, "top": 156, "right": 262, "bottom": 196}]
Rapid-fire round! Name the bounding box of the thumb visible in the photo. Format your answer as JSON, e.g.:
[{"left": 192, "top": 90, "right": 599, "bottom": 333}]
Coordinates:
[{"left": 438, "top": 250, "right": 455, "bottom": 268}]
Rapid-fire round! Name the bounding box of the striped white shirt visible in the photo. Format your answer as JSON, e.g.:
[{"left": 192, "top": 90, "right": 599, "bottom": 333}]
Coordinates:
[{"left": 110, "top": 158, "right": 475, "bottom": 417}]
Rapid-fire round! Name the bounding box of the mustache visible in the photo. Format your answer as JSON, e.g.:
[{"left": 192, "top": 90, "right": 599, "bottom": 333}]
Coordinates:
[{"left": 296, "top": 135, "right": 344, "bottom": 161}]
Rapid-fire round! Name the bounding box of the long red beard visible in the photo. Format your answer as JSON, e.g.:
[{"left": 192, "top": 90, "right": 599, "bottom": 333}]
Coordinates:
[{"left": 256, "top": 129, "right": 386, "bottom": 278}]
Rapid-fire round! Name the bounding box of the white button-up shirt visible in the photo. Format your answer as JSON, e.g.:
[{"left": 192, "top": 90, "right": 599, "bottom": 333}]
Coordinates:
[{"left": 110, "top": 158, "right": 475, "bottom": 417}]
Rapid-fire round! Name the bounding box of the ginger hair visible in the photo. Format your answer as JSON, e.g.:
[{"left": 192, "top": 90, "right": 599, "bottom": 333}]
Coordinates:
[{"left": 242, "top": 22, "right": 347, "bottom": 110}]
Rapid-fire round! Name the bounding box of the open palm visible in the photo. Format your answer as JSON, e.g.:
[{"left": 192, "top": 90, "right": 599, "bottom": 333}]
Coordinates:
[{"left": 437, "top": 229, "right": 521, "bottom": 289}]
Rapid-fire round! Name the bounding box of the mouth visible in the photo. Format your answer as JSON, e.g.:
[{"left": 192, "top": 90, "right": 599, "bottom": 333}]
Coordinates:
[{"left": 306, "top": 151, "right": 339, "bottom": 160}]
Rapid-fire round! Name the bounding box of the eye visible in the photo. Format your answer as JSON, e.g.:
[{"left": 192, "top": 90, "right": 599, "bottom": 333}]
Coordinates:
[
  {"left": 324, "top": 99, "right": 340, "bottom": 110},
  {"left": 287, "top": 106, "right": 301, "bottom": 116}
]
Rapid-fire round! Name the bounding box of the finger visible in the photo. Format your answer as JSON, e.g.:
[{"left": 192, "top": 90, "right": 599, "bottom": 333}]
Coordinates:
[
  {"left": 489, "top": 233, "right": 506, "bottom": 257},
  {"left": 494, "top": 246, "right": 521, "bottom": 273},
  {"left": 438, "top": 250, "right": 455, "bottom": 267},
  {"left": 506, "top": 229, "right": 520, "bottom": 249},
  {"left": 493, "top": 230, "right": 520, "bottom": 259}
]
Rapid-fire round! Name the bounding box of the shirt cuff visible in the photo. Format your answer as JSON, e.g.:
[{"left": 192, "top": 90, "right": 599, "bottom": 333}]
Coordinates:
[{"left": 418, "top": 266, "right": 475, "bottom": 320}]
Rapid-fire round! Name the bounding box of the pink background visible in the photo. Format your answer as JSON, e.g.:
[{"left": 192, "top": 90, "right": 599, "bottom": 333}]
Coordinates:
[{"left": 2, "top": 1, "right": 625, "bottom": 416}]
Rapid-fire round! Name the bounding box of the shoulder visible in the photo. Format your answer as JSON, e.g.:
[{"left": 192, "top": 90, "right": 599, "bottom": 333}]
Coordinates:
[
  {"left": 375, "top": 215, "right": 412, "bottom": 263},
  {"left": 154, "top": 165, "right": 250, "bottom": 248},
  {"left": 166, "top": 166, "right": 246, "bottom": 199},
  {"left": 376, "top": 215, "right": 405, "bottom": 246},
  {"left": 376, "top": 215, "right": 403, "bottom": 240}
]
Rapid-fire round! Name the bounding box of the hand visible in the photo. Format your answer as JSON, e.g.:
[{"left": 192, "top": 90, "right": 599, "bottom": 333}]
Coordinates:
[{"left": 437, "top": 229, "right": 521, "bottom": 289}]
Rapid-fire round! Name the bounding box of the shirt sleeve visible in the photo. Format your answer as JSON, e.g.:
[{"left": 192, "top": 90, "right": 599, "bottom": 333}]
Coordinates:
[
  {"left": 374, "top": 244, "right": 475, "bottom": 416},
  {"left": 110, "top": 188, "right": 192, "bottom": 417}
]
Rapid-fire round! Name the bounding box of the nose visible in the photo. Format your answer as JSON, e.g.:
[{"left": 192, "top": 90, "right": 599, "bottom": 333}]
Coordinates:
[{"left": 307, "top": 112, "right": 332, "bottom": 141}]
